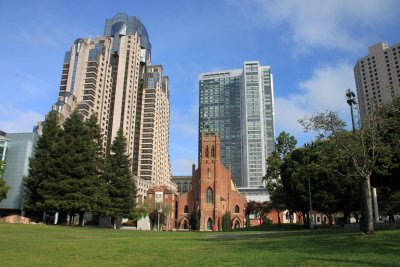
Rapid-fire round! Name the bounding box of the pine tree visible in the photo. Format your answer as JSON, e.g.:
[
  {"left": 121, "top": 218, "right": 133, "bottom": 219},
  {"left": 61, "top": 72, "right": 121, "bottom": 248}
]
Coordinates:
[
  {"left": 56, "top": 110, "right": 105, "bottom": 226},
  {"left": 104, "top": 128, "right": 137, "bottom": 228},
  {"left": 0, "top": 160, "right": 9, "bottom": 202},
  {"left": 84, "top": 114, "right": 109, "bottom": 217},
  {"left": 24, "top": 111, "right": 61, "bottom": 218}
]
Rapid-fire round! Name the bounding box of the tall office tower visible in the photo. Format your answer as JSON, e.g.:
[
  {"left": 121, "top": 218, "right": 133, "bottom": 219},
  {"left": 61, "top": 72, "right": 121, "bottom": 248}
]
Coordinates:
[
  {"left": 52, "top": 14, "right": 173, "bottom": 202},
  {"left": 354, "top": 42, "right": 400, "bottom": 123},
  {"left": 199, "top": 61, "right": 275, "bottom": 196}
]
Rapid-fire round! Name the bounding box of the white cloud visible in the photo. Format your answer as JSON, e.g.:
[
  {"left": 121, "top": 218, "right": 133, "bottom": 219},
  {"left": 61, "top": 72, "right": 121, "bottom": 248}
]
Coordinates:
[
  {"left": 227, "top": 0, "right": 399, "bottom": 53},
  {"left": 0, "top": 107, "right": 43, "bottom": 133},
  {"left": 274, "top": 63, "right": 355, "bottom": 142}
]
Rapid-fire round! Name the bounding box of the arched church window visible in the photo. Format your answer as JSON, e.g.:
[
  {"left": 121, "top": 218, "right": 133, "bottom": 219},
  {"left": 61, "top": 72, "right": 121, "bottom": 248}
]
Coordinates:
[
  {"left": 184, "top": 205, "right": 189, "bottom": 213},
  {"left": 206, "top": 187, "right": 213, "bottom": 203},
  {"left": 211, "top": 145, "right": 215, "bottom": 157},
  {"left": 205, "top": 145, "right": 209, "bottom": 157}
]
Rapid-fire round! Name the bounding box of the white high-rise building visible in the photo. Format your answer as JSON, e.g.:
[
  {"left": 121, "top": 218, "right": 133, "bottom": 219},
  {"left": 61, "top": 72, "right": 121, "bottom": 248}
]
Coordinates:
[{"left": 199, "top": 61, "right": 275, "bottom": 200}]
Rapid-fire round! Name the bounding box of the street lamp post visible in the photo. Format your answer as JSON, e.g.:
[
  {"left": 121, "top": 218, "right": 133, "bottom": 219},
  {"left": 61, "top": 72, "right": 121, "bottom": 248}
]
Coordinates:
[
  {"left": 308, "top": 176, "right": 314, "bottom": 230},
  {"left": 345, "top": 89, "right": 357, "bottom": 133}
]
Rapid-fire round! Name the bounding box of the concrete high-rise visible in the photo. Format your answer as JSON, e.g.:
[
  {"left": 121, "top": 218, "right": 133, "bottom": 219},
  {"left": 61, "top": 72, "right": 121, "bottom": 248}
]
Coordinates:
[
  {"left": 354, "top": 42, "right": 400, "bottom": 123},
  {"left": 52, "top": 13, "right": 173, "bottom": 202},
  {"left": 199, "top": 61, "right": 275, "bottom": 198}
]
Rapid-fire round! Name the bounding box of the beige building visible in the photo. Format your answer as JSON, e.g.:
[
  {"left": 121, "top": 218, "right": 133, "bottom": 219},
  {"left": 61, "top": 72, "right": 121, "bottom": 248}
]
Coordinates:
[
  {"left": 171, "top": 175, "right": 192, "bottom": 195},
  {"left": 52, "top": 13, "right": 174, "bottom": 203},
  {"left": 354, "top": 42, "right": 400, "bottom": 123}
]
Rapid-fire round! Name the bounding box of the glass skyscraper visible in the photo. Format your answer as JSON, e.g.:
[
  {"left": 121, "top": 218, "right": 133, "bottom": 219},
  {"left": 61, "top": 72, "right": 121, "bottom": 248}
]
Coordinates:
[{"left": 199, "top": 61, "right": 275, "bottom": 191}]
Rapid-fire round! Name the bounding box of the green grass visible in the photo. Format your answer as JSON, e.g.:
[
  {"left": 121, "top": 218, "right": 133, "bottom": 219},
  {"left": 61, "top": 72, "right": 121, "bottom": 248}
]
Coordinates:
[{"left": 0, "top": 224, "right": 399, "bottom": 266}]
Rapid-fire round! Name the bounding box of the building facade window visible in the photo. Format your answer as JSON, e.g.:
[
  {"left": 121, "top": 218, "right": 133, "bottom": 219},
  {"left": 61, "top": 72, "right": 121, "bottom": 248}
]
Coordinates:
[
  {"left": 184, "top": 205, "right": 189, "bottom": 213},
  {"left": 205, "top": 145, "right": 209, "bottom": 157},
  {"left": 235, "top": 205, "right": 240, "bottom": 213},
  {"left": 206, "top": 187, "right": 213, "bottom": 203}
]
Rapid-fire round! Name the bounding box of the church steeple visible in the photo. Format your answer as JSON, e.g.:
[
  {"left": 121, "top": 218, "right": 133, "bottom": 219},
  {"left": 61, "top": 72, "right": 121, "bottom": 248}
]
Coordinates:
[{"left": 200, "top": 131, "right": 220, "bottom": 161}]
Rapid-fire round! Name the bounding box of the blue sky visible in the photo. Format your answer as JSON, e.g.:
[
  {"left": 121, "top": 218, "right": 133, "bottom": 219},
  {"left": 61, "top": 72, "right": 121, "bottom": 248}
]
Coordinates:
[{"left": 0, "top": 0, "right": 399, "bottom": 175}]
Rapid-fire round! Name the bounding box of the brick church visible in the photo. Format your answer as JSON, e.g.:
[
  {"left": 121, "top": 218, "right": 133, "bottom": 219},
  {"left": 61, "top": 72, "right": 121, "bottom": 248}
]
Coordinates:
[{"left": 177, "top": 132, "right": 247, "bottom": 231}]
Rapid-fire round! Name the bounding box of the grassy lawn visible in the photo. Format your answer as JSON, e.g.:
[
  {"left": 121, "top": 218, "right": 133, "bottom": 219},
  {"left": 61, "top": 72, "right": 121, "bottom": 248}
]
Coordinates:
[{"left": 0, "top": 223, "right": 399, "bottom": 266}]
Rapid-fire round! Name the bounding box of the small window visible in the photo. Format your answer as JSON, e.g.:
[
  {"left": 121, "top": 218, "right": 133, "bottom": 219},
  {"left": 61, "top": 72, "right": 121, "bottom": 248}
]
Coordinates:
[
  {"left": 211, "top": 145, "right": 215, "bottom": 157},
  {"left": 235, "top": 205, "right": 240, "bottom": 213},
  {"left": 205, "top": 145, "right": 209, "bottom": 157},
  {"left": 184, "top": 205, "right": 189, "bottom": 213}
]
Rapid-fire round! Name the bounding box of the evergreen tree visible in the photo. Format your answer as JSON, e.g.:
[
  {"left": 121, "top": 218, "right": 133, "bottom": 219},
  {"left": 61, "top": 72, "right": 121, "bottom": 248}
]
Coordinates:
[
  {"left": 84, "top": 114, "right": 109, "bottom": 216},
  {"left": 104, "top": 128, "right": 137, "bottom": 228},
  {"left": 56, "top": 110, "right": 105, "bottom": 225},
  {"left": 24, "top": 111, "right": 61, "bottom": 217},
  {"left": 0, "top": 160, "right": 9, "bottom": 202}
]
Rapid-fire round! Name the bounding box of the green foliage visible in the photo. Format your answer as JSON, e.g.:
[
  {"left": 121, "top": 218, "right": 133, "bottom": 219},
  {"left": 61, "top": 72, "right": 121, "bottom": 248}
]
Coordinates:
[
  {"left": 222, "top": 211, "right": 231, "bottom": 231},
  {"left": 148, "top": 210, "right": 166, "bottom": 230},
  {"left": 276, "top": 131, "right": 297, "bottom": 157},
  {"left": 24, "top": 111, "right": 61, "bottom": 213},
  {"left": 53, "top": 111, "right": 106, "bottom": 217},
  {"left": 373, "top": 95, "right": 400, "bottom": 213},
  {"left": 246, "top": 201, "right": 271, "bottom": 220},
  {"left": 0, "top": 160, "right": 4, "bottom": 179},
  {"left": 263, "top": 131, "right": 297, "bottom": 223},
  {"left": 189, "top": 211, "right": 199, "bottom": 230},
  {"left": 24, "top": 111, "right": 112, "bottom": 222},
  {"left": 281, "top": 139, "right": 360, "bottom": 224},
  {"left": 104, "top": 128, "right": 136, "bottom": 219},
  {"left": 299, "top": 111, "right": 387, "bottom": 234},
  {"left": 245, "top": 214, "right": 250, "bottom": 228},
  {"left": 0, "top": 160, "right": 9, "bottom": 202}
]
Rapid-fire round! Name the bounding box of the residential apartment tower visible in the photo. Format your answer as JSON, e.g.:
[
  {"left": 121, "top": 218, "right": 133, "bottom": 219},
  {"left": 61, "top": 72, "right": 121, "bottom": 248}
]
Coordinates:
[
  {"left": 354, "top": 42, "right": 400, "bottom": 122},
  {"left": 53, "top": 14, "right": 174, "bottom": 202}
]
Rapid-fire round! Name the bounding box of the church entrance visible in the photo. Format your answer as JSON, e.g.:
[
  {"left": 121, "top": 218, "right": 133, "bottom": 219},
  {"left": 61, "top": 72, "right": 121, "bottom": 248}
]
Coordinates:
[{"left": 207, "top": 218, "right": 213, "bottom": 230}]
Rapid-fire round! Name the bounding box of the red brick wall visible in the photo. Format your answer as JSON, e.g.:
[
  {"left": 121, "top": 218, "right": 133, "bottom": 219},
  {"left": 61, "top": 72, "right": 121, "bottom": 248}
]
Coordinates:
[{"left": 177, "top": 133, "right": 247, "bottom": 231}]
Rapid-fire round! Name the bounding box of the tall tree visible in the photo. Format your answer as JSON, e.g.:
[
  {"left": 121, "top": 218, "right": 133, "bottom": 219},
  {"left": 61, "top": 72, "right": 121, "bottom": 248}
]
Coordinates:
[
  {"left": 263, "top": 131, "right": 297, "bottom": 225},
  {"left": 280, "top": 147, "right": 312, "bottom": 226},
  {"left": 300, "top": 111, "right": 388, "bottom": 234},
  {"left": 373, "top": 95, "right": 400, "bottom": 216},
  {"left": 55, "top": 110, "right": 105, "bottom": 226},
  {"left": 302, "top": 140, "right": 359, "bottom": 224},
  {"left": 84, "top": 114, "right": 109, "bottom": 216},
  {"left": 0, "top": 160, "right": 9, "bottom": 202},
  {"left": 104, "top": 128, "right": 137, "bottom": 228},
  {"left": 24, "top": 111, "right": 61, "bottom": 217}
]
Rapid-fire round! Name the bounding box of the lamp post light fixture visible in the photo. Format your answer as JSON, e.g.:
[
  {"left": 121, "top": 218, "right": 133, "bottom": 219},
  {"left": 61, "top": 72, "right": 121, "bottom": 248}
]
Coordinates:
[{"left": 345, "top": 89, "right": 357, "bottom": 133}]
